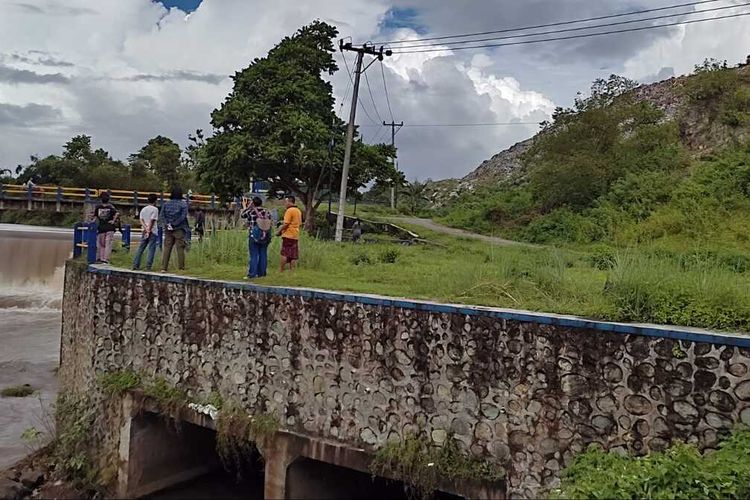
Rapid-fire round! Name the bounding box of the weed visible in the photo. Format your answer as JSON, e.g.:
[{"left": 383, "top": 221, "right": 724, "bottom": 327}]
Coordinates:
[
  {"left": 216, "top": 403, "right": 279, "bottom": 480},
  {"left": 53, "top": 392, "right": 96, "bottom": 487},
  {"left": 1, "top": 384, "right": 35, "bottom": 397},
  {"left": 142, "top": 376, "right": 188, "bottom": 415},
  {"left": 350, "top": 252, "right": 372, "bottom": 266},
  {"left": 379, "top": 248, "right": 400, "bottom": 264},
  {"left": 370, "top": 434, "right": 504, "bottom": 498},
  {"left": 552, "top": 429, "right": 750, "bottom": 499},
  {"left": 98, "top": 370, "right": 141, "bottom": 396}
]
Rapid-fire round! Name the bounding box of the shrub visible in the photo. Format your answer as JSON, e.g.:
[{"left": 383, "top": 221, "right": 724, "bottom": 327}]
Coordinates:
[
  {"left": 587, "top": 245, "right": 618, "bottom": 270},
  {"left": 350, "top": 252, "right": 371, "bottom": 266},
  {"left": 379, "top": 248, "right": 400, "bottom": 264},
  {"left": 552, "top": 429, "right": 750, "bottom": 499}
]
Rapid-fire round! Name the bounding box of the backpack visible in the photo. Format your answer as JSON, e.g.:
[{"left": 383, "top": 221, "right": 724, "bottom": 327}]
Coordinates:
[{"left": 251, "top": 208, "right": 273, "bottom": 245}]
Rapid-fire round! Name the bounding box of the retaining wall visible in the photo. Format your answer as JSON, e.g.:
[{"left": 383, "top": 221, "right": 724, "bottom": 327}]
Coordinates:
[{"left": 60, "top": 262, "right": 750, "bottom": 498}]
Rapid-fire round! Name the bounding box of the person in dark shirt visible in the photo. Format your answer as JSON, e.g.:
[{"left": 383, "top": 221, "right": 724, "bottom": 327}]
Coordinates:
[
  {"left": 240, "top": 196, "right": 272, "bottom": 279},
  {"left": 194, "top": 208, "right": 206, "bottom": 242},
  {"left": 161, "top": 186, "right": 189, "bottom": 272},
  {"left": 93, "top": 192, "right": 118, "bottom": 264}
]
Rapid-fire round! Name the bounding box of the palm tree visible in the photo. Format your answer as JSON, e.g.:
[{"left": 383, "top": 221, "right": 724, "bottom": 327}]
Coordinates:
[{"left": 401, "top": 179, "right": 429, "bottom": 215}]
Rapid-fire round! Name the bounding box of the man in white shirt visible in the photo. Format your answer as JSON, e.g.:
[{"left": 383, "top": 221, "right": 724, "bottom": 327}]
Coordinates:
[{"left": 132, "top": 193, "right": 160, "bottom": 271}]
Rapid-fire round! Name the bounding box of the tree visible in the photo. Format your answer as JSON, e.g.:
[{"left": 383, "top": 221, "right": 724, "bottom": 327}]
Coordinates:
[
  {"left": 130, "top": 135, "right": 182, "bottom": 186},
  {"left": 401, "top": 179, "right": 429, "bottom": 215},
  {"left": 197, "top": 21, "right": 395, "bottom": 231}
]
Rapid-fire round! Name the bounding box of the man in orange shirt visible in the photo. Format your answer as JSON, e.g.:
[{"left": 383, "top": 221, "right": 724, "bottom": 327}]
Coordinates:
[{"left": 277, "top": 195, "right": 302, "bottom": 271}]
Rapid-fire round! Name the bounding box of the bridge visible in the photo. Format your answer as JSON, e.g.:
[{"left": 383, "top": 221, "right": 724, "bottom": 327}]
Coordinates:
[
  {"left": 0, "top": 183, "right": 233, "bottom": 214},
  {"left": 59, "top": 261, "right": 750, "bottom": 498}
]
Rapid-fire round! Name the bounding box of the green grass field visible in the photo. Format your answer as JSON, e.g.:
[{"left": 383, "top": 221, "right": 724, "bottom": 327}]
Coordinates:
[{"left": 109, "top": 222, "right": 750, "bottom": 333}]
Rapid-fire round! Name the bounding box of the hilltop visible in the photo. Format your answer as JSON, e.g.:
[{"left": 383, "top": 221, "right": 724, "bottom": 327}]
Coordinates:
[{"left": 433, "top": 58, "right": 750, "bottom": 246}]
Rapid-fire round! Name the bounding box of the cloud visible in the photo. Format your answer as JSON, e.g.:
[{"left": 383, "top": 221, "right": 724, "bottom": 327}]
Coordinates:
[
  {"left": 114, "top": 70, "right": 227, "bottom": 84},
  {"left": 0, "top": 102, "right": 62, "bottom": 126},
  {"left": 0, "top": 65, "right": 69, "bottom": 84},
  {"left": 2, "top": 52, "right": 75, "bottom": 67},
  {"left": 7, "top": 2, "right": 97, "bottom": 16}
]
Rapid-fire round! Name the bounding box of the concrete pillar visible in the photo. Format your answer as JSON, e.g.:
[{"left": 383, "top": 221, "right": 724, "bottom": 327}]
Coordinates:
[{"left": 259, "top": 433, "right": 300, "bottom": 500}]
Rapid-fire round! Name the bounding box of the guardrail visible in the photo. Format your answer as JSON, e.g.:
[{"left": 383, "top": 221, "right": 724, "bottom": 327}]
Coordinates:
[
  {"left": 0, "top": 183, "right": 235, "bottom": 211},
  {"left": 73, "top": 222, "right": 133, "bottom": 263}
]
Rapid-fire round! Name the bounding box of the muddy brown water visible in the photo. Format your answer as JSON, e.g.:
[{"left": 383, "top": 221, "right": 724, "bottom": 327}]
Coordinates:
[{"left": 0, "top": 224, "right": 70, "bottom": 468}]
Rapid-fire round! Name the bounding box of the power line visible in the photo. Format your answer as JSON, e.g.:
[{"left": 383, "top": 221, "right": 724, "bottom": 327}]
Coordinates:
[
  {"left": 392, "top": 11, "right": 750, "bottom": 54},
  {"left": 336, "top": 51, "right": 353, "bottom": 114},
  {"left": 373, "top": 0, "right": 721, "bottom": 45},
  {"left": 391, "top": 1, "right": 750, "bottom": 50},
  {"left": 339, "top": 45, "right": 379, "bottom": 125},
  {"left": 359, "top": 122, "right": 540, "bottom": 127},
  {"left": 380, "top": 61, "right": 395, "bottom": 122},
  {"left": 363, "top": 70, "right": 384, "bottom": 122}
]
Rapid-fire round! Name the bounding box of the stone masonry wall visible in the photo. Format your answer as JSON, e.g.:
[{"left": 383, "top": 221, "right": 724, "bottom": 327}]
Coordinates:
[{"left": 60, "top": 262, "right": 750, "bottom": 498}]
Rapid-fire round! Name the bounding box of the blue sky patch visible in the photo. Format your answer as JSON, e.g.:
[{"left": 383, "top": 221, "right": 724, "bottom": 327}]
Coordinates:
[
  {"left": 158, "top": 0, "right": 202, "bottom": 12},
  {"left": 380, "top": 7, "right": 427, "bottom": 35}
]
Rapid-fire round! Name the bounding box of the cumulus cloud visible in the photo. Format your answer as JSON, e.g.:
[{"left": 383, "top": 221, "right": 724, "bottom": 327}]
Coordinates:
[{"left": 0, "top": 0, "right": 747, "bottom": 180}]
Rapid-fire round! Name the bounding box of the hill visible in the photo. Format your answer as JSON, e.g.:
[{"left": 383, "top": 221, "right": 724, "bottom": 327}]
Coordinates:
[{"left": 434, "top": 59, "right": 750, "bottom": 247}]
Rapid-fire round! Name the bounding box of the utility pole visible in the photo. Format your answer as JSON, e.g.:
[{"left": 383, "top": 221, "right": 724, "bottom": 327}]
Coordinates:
[
  {"left": 335, "top": 41, "right": 391, "bottom": 242},
  {"left": 383, "top": 120, "right": 403, "bottom": 210}
]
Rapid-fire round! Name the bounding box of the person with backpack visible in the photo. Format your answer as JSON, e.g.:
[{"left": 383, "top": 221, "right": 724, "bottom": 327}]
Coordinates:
[
  {"left": 241, "top": 196, "right": 272, "bottom": 279},
  {"left": 93, "top": 191, "right": 118, "bottom": 264}
]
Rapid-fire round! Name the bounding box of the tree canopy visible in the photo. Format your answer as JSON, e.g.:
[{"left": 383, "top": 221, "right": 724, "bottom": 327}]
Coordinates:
[{"left": 197, "top": 20, "right": 397, "bottom": 230}]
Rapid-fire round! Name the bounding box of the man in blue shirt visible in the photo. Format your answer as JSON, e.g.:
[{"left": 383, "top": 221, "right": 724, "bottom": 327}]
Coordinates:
[{"left": 161, "top": 187, "right": 189, "bottom": 272}]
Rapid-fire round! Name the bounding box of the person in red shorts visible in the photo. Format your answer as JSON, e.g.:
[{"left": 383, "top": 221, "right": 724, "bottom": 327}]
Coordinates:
[{"left": 277, "top": 195, "right": 302, "bottom": 271}]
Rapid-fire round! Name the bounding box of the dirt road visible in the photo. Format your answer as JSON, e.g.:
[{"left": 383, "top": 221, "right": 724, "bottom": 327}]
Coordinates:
[{"left": 391, "top": 217, "right": 527, "bottom": 246}]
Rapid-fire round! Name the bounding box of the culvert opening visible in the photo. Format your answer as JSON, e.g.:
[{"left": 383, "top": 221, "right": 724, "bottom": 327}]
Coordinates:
[
  {"left": 285, "top": 457, "right": 464, "bottom": 500},
  {"left": 131, "top": 412, "right": 264, "bottom": 499}
]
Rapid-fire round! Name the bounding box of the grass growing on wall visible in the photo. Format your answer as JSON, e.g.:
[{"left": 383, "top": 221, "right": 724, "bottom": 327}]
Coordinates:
[{"left": 551, "top": 429, "right": 750, "bottom": 499}]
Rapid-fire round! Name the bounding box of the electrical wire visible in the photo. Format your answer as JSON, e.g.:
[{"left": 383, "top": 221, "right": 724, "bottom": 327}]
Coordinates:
[
  {"left": 390, "top": 1, "right": 750, "bottom": 50},
  {"left": 339, "top": 45, "right": 379, "bottom": 125},
  {"left": 373, "top": 0, "right": 721, "bottom": 45},
  {"left": 358, "top": 122, "right": 540, "bottom": 127},
  {"left": 363, "top": 70, "right": 384, "bottom": 122},
  {"left": 380, "top": 61, "right": 395, "bottom": 123},
  {"left": 336, "top": 51, "right": 353, "bottom": 115},
  {"left": 392, "top": 11, "right": 750, "bottom": 54}
]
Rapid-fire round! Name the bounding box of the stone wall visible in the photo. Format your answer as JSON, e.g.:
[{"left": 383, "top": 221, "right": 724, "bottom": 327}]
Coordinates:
[{"left": 60, "top": 262, "right": 750, "bottom": 498}]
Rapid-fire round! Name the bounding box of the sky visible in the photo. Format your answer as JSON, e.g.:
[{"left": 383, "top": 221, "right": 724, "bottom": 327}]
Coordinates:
[{"left": 0, "top": 0, "right": 749, "bottom": 181}]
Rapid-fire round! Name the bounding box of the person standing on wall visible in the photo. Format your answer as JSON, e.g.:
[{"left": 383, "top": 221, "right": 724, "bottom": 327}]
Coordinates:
[
  {"left": 277, "top": 195, "right": 302, "bottom": 272},
  {"left": 241, "top": 196, "right": 272, "bottom": 279},
  {"left": 93, "top": 191, "right": 118, "bottom": 264},
  {"left": 161, "top": 186, "right": 189, "bottom": 272},
  {"left": 132, "top": 193, "right": 159, "bottom": 271}
]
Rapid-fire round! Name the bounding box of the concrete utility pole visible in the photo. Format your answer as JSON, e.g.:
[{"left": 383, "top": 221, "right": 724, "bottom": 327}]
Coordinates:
[
  {"left": 383, "top": 120, "right": 403, "bottom": 210},
  {"left": 335, "top": 41, "right": 391, "bottom": 242}
]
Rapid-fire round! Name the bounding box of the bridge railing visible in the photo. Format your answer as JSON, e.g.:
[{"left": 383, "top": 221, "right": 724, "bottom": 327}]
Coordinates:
[
  {"left": 0, "top": 183, "right": 228, "bottom": 211},
  {"left": 73, "top": 222, "right": 132, "bottom": 263}
]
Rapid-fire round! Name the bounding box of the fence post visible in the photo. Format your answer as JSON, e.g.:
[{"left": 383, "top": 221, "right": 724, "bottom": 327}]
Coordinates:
[
  {"left": 160, "top": 192, "right": 164, "bottom": 207},
  {"left": 133, "top": 191, "right": 139, "bottom": 212},
  {"left": 210, "top": 194, "right": 216, "bottom": 210},
  {"left": 122, "top": 224, "right": 131, "bottom": 252},
  {"left": 56, "top": 186, "right": 63, "bottom": 212},
  {"left": 73, "top": 222, "right": 82, "bottom": 259},
  {"left": 27, "top": 183, "right": 33, "bottom": 210},
  {"left": 86, "top": 222, "right": 97, "bottom": 264},
  {"left": 84, "top": 187, "right": 91, "bottom": 204},
  {"left": 0, "top": 184, "right": 4, "bottom": 210}
]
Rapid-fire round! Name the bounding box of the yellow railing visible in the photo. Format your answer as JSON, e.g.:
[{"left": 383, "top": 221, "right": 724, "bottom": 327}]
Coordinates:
[{"left": 0, "top": 183, "right": 226, "bottom": 209}]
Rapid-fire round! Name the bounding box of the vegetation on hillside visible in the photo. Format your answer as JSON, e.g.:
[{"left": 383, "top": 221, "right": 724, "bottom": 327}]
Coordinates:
[{"left": 437, "top": 62, "right": 750, "bottom": 248}]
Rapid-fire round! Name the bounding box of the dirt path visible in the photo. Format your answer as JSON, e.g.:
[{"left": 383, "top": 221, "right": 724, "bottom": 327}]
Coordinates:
[{"left": 390, "top": 217, "right": 528, "bottom": 246}]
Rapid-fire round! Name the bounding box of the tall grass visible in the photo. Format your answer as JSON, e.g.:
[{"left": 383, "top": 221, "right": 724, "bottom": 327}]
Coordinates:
[{"left": 110, "top": 227, "right": 750, "bottom": 333}]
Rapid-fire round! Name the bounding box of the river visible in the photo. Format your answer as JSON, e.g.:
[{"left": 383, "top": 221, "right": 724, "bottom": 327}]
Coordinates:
[{"left": 0, "top": 224, "right": 70, "bottom": 468}]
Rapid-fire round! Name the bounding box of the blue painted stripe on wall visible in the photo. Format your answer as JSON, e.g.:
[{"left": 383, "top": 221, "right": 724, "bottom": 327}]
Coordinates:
[{"left": 88, "top": 265, "right": 750, "bottom": 348}]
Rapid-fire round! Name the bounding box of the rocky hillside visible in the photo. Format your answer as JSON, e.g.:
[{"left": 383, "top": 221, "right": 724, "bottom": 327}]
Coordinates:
[{"left": 437, "top": 59, "right": 750, "bottom": 199}]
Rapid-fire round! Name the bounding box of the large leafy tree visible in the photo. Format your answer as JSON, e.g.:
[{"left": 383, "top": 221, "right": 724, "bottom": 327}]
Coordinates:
[
  {"left": 129, "top": 135, "right": 182, "bottom": 187},
  {"left": 197, "top": 21, "right": 396, "bottom": 231}
]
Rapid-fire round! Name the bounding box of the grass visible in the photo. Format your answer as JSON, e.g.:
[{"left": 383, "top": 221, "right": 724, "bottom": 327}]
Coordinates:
[
  {"left": 551, "top": 429, "right": 750, "bottom": 499},
  {"left": 1, "top": 384, "right": 35, "bottom": 397},
  {"left": 108, "top": 221, "right": 750, "bottom": 333}
]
